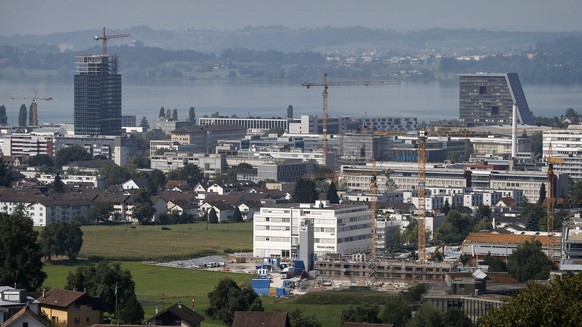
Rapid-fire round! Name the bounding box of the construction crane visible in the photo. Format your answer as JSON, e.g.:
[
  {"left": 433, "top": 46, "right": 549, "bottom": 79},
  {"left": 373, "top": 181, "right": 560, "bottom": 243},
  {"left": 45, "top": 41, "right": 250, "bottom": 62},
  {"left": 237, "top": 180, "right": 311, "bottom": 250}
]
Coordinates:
[
  {"left": 370, "top": 159, "right": 378, "bottom": 260},
  {"left": 94, "top": 27, "right": 130, "bottom": 55},
  {"left": 546, "top": 142, "right": 564, "bottom": 258},
  {"left": 302, "top": 73, "right": 398, "bottom": 168},
  {"left": 417, "top": 130, "right": 428, "bottom": 263},
  {"left": 0, "top": 90, "right": 52, "bottom": 126}
]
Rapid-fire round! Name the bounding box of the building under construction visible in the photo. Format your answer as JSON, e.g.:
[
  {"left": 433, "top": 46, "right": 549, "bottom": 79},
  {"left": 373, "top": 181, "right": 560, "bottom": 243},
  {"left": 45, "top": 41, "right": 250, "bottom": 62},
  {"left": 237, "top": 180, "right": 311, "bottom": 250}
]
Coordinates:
[{"left": 316, "top": 255, "right": 454, "bottom": 283}]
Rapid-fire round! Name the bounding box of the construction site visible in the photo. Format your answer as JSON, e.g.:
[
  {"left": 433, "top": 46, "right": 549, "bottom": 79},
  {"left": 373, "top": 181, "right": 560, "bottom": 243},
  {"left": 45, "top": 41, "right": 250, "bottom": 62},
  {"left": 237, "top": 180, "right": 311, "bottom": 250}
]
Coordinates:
[{"left": 299, "top": 75, "right": 456, "bottom": 284}]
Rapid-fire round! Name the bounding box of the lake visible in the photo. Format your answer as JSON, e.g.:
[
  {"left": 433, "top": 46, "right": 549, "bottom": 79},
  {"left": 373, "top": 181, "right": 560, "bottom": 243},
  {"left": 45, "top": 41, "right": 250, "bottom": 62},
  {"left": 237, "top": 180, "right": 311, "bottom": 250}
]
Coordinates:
[{"left": 0, "top": 79, "right": 581, "bottom": 125}]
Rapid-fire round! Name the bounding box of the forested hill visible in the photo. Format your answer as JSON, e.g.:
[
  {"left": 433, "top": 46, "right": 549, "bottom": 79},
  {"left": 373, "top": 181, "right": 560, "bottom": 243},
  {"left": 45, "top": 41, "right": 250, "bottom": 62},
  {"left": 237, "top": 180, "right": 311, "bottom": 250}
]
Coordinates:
[
  {"left": 2, "top": 25, "right": 581, "bottom": 54},
  {"left": 2, "top": 26, "right": 582, "bottom": 84}
]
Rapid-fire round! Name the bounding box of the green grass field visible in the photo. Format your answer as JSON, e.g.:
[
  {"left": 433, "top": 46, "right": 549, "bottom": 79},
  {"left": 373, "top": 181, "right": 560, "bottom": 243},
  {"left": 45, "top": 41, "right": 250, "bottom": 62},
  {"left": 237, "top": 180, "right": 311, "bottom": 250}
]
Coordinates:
[
  {"left": 78, "top": 223, "right": 253, "bottom": 261},
  {"left": 42, "top": 223, "right": 374, "bottom": 327}
]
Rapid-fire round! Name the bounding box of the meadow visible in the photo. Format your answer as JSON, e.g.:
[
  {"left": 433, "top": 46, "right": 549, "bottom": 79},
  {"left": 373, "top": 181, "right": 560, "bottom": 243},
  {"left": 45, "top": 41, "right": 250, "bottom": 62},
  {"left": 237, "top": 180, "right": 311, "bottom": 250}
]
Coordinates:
[
  {"left": 42, "top": 223, "right": 379, "bottom": 327},
  {"left": 78, "top": 222, "right": 253, "bottom": 261}
]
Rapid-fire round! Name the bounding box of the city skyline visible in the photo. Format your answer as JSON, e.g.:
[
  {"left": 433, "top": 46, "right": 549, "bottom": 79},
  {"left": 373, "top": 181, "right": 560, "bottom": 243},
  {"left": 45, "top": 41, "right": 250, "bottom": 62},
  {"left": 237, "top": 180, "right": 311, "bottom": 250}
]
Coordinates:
[{"left": 1, "top": 0, "right": 582, "bottom": 37}]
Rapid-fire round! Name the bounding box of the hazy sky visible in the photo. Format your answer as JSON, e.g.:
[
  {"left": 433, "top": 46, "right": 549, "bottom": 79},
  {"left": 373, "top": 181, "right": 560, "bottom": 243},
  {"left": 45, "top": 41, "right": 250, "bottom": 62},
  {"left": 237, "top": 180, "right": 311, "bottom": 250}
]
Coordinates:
[{"left": 1, "top": 0, "right": 582, "bottom": 36}]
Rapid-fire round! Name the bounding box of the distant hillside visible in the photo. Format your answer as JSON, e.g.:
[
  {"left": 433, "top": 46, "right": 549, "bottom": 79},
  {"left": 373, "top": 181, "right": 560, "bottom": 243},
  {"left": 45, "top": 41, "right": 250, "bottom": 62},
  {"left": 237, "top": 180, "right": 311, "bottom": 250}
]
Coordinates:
[
  {"left": 2, "top": 26, "right": 582, "bottom": 85},
  {"left": 2, "top": 25, "right": 581, "bottom": 54}
]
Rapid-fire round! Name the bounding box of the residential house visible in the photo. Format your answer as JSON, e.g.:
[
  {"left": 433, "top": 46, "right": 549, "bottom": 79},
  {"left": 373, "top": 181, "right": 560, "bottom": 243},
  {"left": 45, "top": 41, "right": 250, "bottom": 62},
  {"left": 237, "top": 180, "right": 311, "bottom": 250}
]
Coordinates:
[
  {"left": 120, "top": 177, "right": 149, "bottom": 190},
  {"left": 199, "top": 201, "right": 234, "bottom": 223},
  {"left": 167, "top": 200, "right": 198, "bottom": 216},
  {"left": 0, "top": 287, "right": 40, "bottom": 324},
  {"left": 232, "top": 311, "right": 290, "bottom": 327},
  {"left": 144, "top": 302, "right": 204, "bottom": 327},
  {"left": 1, "top": 307, "right": 48, "bottom": 327},
  {"left": 0, "top": 188, "right": 93, "bottom": 226},
  {"left": 206, "top": 181, "right": 257, "bottom": 195},
  {"left": 37, "top": 289, "right": 102, "bottom": 327},
  {"left": 164, "top": 180, "right": 191, "bottom": 192}
]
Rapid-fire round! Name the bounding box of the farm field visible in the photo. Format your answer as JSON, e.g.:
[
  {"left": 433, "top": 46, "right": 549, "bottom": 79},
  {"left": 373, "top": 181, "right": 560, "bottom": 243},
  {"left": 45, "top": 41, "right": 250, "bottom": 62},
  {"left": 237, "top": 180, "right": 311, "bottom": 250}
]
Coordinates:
[
  {"left": 78, "top": 222, "right": 253, "bottom": 261},
  {"left": 43, "top": 261, "right": 353, "bottom": 327},
  {"left": 42, "top": 223, "right": 369, "bottom": 327}
]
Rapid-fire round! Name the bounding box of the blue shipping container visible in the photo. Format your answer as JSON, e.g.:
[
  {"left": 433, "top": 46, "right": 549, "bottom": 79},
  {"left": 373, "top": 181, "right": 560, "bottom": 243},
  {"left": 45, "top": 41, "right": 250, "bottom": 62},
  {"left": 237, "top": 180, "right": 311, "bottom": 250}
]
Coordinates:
[
  {"left": 251, "top": 279, "right": 270, "bottom": 288},
  {"left": 276, "top": 288, "right": 286, "bottom": 297}
]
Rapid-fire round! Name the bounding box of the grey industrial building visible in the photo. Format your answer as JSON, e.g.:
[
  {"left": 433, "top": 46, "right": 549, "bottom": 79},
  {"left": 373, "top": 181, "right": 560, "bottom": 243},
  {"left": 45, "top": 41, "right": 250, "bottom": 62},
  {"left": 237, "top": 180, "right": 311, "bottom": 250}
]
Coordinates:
[
  {"left": 74, "top": 55, "right": 122, "bottom": 136},
  {"left": 459, "top": 73, "right": 534, "bottom": 126}
]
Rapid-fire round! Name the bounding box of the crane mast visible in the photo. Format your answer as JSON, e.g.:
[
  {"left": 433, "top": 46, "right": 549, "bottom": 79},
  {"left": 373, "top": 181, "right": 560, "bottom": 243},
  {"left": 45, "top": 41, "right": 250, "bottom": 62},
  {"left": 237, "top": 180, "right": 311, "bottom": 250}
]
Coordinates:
[
  {"left": 547, "top": 162, "right": 555, "bottom": 257},
  {"left": 370, "top": 159, "right": 378, "bottom": 259},
  {"left": 546, "top": 142, "right": 564, "bottom": 258},
  {"left": 417, "top": 130, "right": 427, "bottom": 263}
]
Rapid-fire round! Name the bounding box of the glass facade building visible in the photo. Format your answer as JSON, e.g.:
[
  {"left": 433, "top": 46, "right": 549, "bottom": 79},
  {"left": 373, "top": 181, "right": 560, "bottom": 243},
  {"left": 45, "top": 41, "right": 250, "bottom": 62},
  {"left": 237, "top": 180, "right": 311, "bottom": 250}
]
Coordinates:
[
  {"left": 74, "top": 55, "right": 122, "bottom": 136},
  {"left": 459, "top": 73, "right": 533, "bottom": 126}
]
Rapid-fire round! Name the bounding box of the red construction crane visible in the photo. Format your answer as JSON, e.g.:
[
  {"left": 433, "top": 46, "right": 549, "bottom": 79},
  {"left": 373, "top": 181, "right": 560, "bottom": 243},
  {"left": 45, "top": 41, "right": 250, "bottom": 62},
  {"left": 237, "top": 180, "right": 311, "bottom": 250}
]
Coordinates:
[
  {"left": 302, "top": 73, "right": 398, "bottom": 168},
  {"left": 0, "top": 90, "right": 52, "bottom": 126},
  {"left": 94, "top": 27, "right": 130, "bottom": 55}
]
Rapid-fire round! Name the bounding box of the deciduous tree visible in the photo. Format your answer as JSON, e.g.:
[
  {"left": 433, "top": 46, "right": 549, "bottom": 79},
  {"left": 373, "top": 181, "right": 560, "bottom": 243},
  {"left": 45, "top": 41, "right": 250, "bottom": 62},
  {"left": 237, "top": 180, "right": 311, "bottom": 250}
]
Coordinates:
[
  {"left": 99, "top": 163, "right": 132, "bottom": 188},
  {"left": 88, "top": 202, "right": 114, "bottom": 223},
  {"left": 66, "top": 261, "right": 144, "bottom": 324},
  {"left": 167, "top": 163, "right": 204, "bottom": 187},
  {"left": 288, "top": 308, "right": 321, "bottom": 327},
  {"left": 206, "top": 278, "right": 263, "bottom": 326},
  {"left": 479, "top": 272, "right": 582, "bottom": 327},
  {"left": 132, "top": 190, "right": 155, "bottom": 224},
  {"left": 55, "top": 145, "right": 91, "bottom": 167},
  {"left": 39, "top": 221, "right": 83, "bottom": 262},
  {"left": 507, "top": 239, "right": 555, "bottom": 282},
  {"left": 341, "top": 304, "right": 381, "bottom": 324},
  {"left": 0, "top": 157, "right": 14, "bottom": 187},
  {"left": 379, "top": 295, "right": 411, "bottom": 327},
  {"left": 406, "top": 303, "right": 444, "bottom": 327},
  {"left": 0, "top": 213, "right": 46, "bottom": 290},
  {"left": 28, "top": 154, "right": 55, "bottom": 167},
  {"left": 442, "top": 308, "right": 473, "bottom": 327},
  {"left": 292, "top": 179, "right": 319, "bottom": 203}
]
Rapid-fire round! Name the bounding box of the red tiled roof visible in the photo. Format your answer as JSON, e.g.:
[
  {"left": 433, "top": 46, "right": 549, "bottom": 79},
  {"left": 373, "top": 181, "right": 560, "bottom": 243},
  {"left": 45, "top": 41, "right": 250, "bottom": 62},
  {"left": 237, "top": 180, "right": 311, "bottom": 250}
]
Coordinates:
[
  {"left": 2, "top": 306, "right": 48, "bottom": 327},
  {"left": 232, "top": 312, "right": 290, "bottom": 327},
  {"left": 463, "top": 232, "right": 560, "bottom": 246}
]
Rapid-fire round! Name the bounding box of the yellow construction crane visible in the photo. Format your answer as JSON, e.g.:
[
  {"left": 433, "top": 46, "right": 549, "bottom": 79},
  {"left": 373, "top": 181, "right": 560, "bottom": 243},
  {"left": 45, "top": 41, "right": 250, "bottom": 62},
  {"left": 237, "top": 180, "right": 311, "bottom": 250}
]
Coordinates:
[
  {"left": 546, "top": 142, "right": 564, "bottom": 258},
  {"left": 302, "top": 73, "right": 398, "bottom": 168},
  {"left": 0, "top": 90, "right": 52, "bottom": 126},
  {"left": 94, "top": 27, "right": 130, "bottom": 55},
  {"left": 417, "top": 130, "right": 428, "bottom": 263}
]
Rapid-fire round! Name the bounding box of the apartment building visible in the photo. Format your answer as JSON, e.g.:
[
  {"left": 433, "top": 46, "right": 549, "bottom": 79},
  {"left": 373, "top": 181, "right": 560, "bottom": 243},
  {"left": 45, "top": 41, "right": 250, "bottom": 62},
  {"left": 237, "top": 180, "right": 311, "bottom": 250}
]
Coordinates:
[
  {"left": 253, "top": 201, "right": 371, "bottom": 258},
  {"left": 543, "top": 125, "right": 582, "bottom": 180},
  {"left": 150, "top": 153, "right": 226, "bottom": 179}
]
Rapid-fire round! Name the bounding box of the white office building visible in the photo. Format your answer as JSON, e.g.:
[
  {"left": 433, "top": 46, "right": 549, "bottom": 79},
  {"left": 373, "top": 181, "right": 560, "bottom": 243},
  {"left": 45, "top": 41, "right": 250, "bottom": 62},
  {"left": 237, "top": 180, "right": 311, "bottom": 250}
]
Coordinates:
[
  {"left": 253, "top": 201, "right": 371, "bottom": 259},
  {"left": 543, "top": 125, "right": 582, "bottom": 180}
]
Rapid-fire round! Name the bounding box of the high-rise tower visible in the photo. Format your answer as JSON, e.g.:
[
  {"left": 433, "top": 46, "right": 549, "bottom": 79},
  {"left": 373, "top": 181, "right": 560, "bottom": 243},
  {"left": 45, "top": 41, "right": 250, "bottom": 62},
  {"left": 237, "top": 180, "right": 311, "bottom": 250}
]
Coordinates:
[
  {"left": 459, "top": 73, "right": 533, "bottom": 126},
  {"left": 74, "top": 54, "right": 121, "bottom": 136}
]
